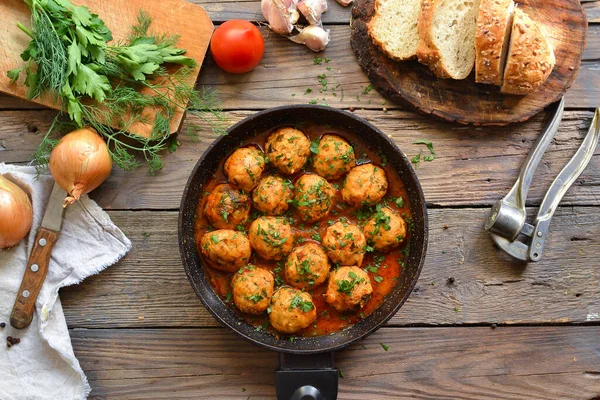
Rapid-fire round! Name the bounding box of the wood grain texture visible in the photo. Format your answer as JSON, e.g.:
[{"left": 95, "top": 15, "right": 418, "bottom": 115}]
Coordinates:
[
  {"left": 0, "top": 0, "right": 213, "bottom": 137},
  {"left": 2, "top": 109, "right": 598, "bottom": 209},
  {"left": 71, "top": 326, "right": 600, "bottom": 399},
  {"left": 10, "top": 227, "right": 58, "bottom": 329},
  {"left": 58, "top": 207, "right": 600, "bottom": 328},
  {"left": 0, "top": 24, "right": 598, "bottom": 111},
  {"left": 351, "top": 0, "right": 588, "bottom": 125}
]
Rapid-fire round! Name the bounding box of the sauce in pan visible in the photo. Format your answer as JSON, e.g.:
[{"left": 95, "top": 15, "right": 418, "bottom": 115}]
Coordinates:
[{"left": 194, "top": 122, "right": 412, "bottom": 339}]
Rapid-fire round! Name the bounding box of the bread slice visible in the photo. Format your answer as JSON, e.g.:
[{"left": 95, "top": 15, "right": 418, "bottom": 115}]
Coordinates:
[
  {"left": 417, "top": 0, "right": 482, "bottom": 79},
  {"left": 501, "top": 8, "right": 555, "bottom": 95},
  {"left": 367, "top": 0, "right": 421, "bottom": 61},
  {"left": 475, "top": 0, "right": 515, "bottom": 85}
]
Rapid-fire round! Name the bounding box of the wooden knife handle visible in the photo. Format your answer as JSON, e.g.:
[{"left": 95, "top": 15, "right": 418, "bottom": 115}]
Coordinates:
[{"left": 10, "top": 228, "right": 59, "bottom": 330}]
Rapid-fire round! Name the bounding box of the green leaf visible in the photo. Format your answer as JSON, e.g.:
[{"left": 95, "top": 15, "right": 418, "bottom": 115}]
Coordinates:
[
  {"left": 413, "top": 139, "right": 435, "bottom": 155},
  {"left": 411, "top": 154, "right": 421, "bottom": 164},
  {"left": 70, "top": 4, "right": 93, "bottom": 27},
  {"left": 67, "top": 40, "right": 81, "bottom": 76},
  {"left": 162, "top": 55, "right": 197, "bottom": 67},
  {"left": 61, "top": 83, "right": 83, "bottom": 126},
  {"left": 424, "top": 154, "right": 435, "bottom": 162},
  {"left": 7, "top": 68, "right": 22, "bottom": 84},
  {"left": 310, "top": 139, "right": 320, "bottom": 154},
  {"left": 71, "top": 63, "right": 111, "bottom": 102}
]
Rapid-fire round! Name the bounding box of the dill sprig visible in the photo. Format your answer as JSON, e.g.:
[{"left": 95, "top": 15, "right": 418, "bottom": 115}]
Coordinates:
[{"left": 9, "top": 1, "right": 225, "bottom": 173}]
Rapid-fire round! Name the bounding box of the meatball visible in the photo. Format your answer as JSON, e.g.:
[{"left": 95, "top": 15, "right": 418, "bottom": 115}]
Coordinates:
[
  {"left": 322, "top": 221, "right": 367, "bottom": 267},
  {"left": 363, "top": 206, "right": 407, "bottom": 252},
  {"left": 341, "top": 163, "right": 388, "bottom": 207},
  {"left": 284, "top": 243, "right": 330, "bottom": 289},
  {"left": 252, "top": 175, "right": 294, "bottom": 216},
  {"left": 200, "top": 229, "right": 252, "bottom": 272},
  {"left": 231, "top": 265, "right": 275, "bottom": 315},
  {"left": 293, "top": 174, "right": 337, "bottom": 222},
  {"left": 265, "top": 127, "right": 311, "bottom": 175},
  {"left": 248, "top": 216, "right": 294, "bottom": 260},
  {"left": 325, "top": 266, "right": 373, "bottom": 312},
  {"left": 204, "top": 184, "right": 251, "bottom": 229},
  {"left": 269, "top": 287, "right": 317, "bottom": 334},
  {"left": 312, "top": 134, "right": 356, "bottom": 180},
  {"left": 224, "top": 146, "right": 266, "bottom": 192}
]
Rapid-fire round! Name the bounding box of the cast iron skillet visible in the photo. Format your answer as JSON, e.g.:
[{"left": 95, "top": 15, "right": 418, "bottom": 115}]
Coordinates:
[{"left": 179, "top": 105, "right": 428, "bottom": 400}]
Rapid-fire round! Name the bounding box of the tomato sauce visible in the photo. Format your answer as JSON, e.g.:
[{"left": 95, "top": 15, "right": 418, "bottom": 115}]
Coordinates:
[{"left": 194, "top": 122, "right": 412, "bottom": 338}]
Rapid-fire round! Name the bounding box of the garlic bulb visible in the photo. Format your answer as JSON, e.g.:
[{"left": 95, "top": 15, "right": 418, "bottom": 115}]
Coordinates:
[
  {"left": 289, "top": 25, "right": 330, "bottom": 52},
  {"left": 261, "top": 0, "right": 300, "bottom": 35},
  {"left": 336, "top": 0, "right": 353, "bottom": 6},
  {"left": 297, "top": 0, "right": 328, "bottom": 26}
]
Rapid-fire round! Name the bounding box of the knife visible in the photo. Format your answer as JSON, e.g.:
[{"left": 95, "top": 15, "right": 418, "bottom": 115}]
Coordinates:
[{"left": 10, "top": 182, "right": 67, "bottom": 329}]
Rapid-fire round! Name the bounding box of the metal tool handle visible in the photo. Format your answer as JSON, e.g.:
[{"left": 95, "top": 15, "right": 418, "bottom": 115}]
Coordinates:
[
  {"left": 528, "top": 108, "right": 600, "bottom": 261},
  {"left": 504, "top": 98, "right": 565, "bottom": 211}
]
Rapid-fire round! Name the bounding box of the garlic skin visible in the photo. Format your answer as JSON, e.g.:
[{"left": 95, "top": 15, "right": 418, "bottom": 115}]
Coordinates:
[
  {"left": 336, "top": 0, "right": 353, "bottom": 6},
  {"left": 261, "top": 0, "right": 300, "bottom": 35},
  {"left": 289, "top": 25, "right": 331, "bottom": 52},
  {"left": 297, "top": 0, "right": 328, "bottom": 26}
]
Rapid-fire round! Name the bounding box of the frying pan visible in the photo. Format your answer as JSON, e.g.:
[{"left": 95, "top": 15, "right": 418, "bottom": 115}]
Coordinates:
[{"left": 179, "top": 105, "right": 428, "bottom": 400}]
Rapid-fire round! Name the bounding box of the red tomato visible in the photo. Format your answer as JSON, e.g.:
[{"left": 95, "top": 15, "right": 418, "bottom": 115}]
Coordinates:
[{"left": 210, "top": 20, "right": 265, "bottom": 74}]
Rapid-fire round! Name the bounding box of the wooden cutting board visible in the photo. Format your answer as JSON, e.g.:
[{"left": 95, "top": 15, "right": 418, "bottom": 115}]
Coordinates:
[
  {"left": 351, "top": 0, "right": 587, "bottom": 125},
  {"left": 0, "top": 0, "right": 214, "bottom": 138}
]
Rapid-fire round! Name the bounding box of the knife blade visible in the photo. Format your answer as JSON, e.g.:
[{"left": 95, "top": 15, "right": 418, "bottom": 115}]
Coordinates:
[{"left": 10, "top": 181, "right": 67, "bottom": 329}]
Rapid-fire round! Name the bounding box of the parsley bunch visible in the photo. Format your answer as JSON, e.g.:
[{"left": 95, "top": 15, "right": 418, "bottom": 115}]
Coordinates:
[{"left": 8, "top": 0, "right": 224, "bottom": 172}]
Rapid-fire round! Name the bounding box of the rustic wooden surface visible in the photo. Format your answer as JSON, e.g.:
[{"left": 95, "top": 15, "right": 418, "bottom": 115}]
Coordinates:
[
  {"left": 1, "top": 1, "right": 599, "bottom": 398},
  {"left": 0, "top": 0, "right": 213, "bottom": 137},
  {"left": 351, "top": 0, "right": 588, "bottom": 125}
]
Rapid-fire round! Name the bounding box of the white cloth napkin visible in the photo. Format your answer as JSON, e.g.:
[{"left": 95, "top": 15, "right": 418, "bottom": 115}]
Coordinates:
[{"left": 0, "top": 163, "right": 131, "bottom": 400}]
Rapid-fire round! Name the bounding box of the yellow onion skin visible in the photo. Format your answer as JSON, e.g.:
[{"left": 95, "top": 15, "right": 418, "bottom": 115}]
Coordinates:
[
  {"left": 49, "top": 128, "right": 112, "bottom": 206},
  {"left": 0, "top": 175, "right": 33, "bottom": 249}
]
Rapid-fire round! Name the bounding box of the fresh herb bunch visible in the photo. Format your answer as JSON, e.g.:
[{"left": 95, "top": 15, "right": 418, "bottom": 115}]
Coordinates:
[{"left": 8, "top": 0, "right": 225, "bottom": 172}]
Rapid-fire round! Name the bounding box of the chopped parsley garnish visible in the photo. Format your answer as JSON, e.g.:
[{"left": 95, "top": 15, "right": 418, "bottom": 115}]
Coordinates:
[
  {"left": 304, "top": 88, "right": 313, "bottom": 95},
  {"left": 311, "top": 232, "right": 321, "bottom": 241},
  {"left": 224, "top": 291, "right": 232, "bottom": 303},
  {"left": 210, "top": 235, "right": 219, "bottom": 244},
  {"left": 289, "top": 294, "right": 315, "bottom": 312},
  {"left": 310, "top": 139, "right": 320, "bottom": 154},
  {"left": 313, "top": 56, "right": 323, "bottom": 65},
  {"left": 411, "top": 154, "right": 421, "bottom": 164},
  {"left": 325, "top": 57, "right": 332, "bottom": 63},
  {"left": 336, "top": 271, "right": 365, "bottom": 294},
  {"left": 380, "top": 343, "right": 389, "bottom": 351},
  {"left": 374, "top": 275, "right": 384, "bottom": 283},
  {"left": 247, "top": 293, "right": 264, "bottom": 303},
  {"left": 318, "top": 73, "right": 327, "bottom": 92},
  {"left": 362, "top": 84, "right": 374, "bottom": 95}
]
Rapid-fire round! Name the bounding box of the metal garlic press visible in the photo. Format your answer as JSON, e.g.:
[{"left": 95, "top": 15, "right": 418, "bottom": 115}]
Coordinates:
[{"left": 485, "top": 98, "right": 600, "bottom": 262}]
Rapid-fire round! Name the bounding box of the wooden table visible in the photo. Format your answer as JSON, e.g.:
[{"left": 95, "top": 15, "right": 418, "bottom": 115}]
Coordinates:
[{"left": 1, "top": 1, "right": 600, "bottom": 398}]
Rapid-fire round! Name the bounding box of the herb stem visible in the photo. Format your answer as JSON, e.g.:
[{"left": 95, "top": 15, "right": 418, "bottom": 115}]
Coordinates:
[{"left": 17, "top": 22, "right": 34, "bottom": 39}]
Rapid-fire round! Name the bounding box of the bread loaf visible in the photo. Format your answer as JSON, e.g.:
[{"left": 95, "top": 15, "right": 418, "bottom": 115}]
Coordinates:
[
  {"left": 501, "top": 8, "right": 555, "bottom": 95},
  {"left": 475, "top": 0, "right": 514, "bottom": 85},
  {"left": 367, "top": 0, "right": 421, "bottom": 61},
  {"left": 417, "top": 0, "right": 482, "bottom": 80}
]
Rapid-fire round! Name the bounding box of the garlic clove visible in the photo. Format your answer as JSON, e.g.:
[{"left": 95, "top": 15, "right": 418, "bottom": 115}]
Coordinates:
[
  {"left": 261, "top": 0, "right": 299, "bottom": 35},
  {"left": 288, "top": 25, "right": 330, "bottom": 52},
  {"left": 336, "top": 0, "right": 353, "bottom": 6},
  {"left": 297, "top": 0, "right": 328, "bottom": 26}
]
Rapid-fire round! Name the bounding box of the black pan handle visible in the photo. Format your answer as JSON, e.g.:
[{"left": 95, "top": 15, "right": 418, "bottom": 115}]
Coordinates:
[{"left": 276, "top": 352, "right": 338, "bottom": 400}]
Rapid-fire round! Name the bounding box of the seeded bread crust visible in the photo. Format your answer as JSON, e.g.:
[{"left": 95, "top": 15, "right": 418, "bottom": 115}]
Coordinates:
[
  {"left": 475, "top": 0, "right": 514, "bottom": 85},
  {"left": 501, "top": 8, "right": 555, "bottom": 95},
  {"left": 416, "top": 0, "right": 451, "bottom": 79},
  {"left": 367, "top": 0, "right": 420, "bottom": 61}
]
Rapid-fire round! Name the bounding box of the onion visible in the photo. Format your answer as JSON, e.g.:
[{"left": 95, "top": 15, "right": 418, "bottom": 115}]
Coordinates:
[
  {"left": 49, "top": 128, "right": 112, "bottom": 206},
  {"left": 0, "top": 175, "right": 33, "bottom": 249}
]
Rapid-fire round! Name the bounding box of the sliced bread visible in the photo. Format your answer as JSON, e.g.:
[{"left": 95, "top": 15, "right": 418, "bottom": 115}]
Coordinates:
[
  {"left": 475, "top": 0, "right": 515, "bottom": 85},
  {"left": 417, "top": 0, "right": 482, "bottom": 79},
  {"left": 501, "top": 8, "right": 555, "bottom": 95},
  {"left": 367, "top": 0, "right": 421, "bottom": 61}
]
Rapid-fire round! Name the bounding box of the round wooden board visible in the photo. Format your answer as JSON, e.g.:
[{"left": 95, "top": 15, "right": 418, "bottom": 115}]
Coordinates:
[{"left": 350, "top": 0, "right": 587, "bottom": 125}]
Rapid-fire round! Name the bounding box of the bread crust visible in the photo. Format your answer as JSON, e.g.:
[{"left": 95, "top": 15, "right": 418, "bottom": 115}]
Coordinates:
[
  {"left": 367, "top": 0, "right": 418, "bottom": 61},
  {"left": 475, "top": 0, "right": 514, "bottom": 85},
  {"left": 501, "top": 8, "right": 555, "bottom": 95},
  {"left": 416, "top": 0, "right": 453, "bottom": 79}
]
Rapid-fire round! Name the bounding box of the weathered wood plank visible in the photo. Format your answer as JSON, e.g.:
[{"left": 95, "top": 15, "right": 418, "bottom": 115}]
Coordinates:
[
  {"left": 59, "top": 207, "right": 600, "bottom": 328},
  {"left": 71, "top": 326, "right": 600, "bottom": 399},
  {"left": 1, "top": 109, "right": 599, "bottom": 209},
  {"left": 0, "top": 25, "right": 599, "bottom": 111},
  {"left": 584, "top": 1, "right": 600, "bottom": 23}
]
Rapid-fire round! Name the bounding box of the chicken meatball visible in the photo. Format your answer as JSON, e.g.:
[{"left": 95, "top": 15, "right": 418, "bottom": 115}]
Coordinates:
[
  {"left": 284, "top": 243, "right": 330, "bottom": 289},
  {"left": 224, "top": 146, "right": 266, "bottom": 192},
  {"left": 325, "top": 266, "right": 373, "bottom": 312},
  {"left": 252, "top": 175, "right": 294, "bottom": 215},
  {"left": 248, "top": 216, "right": 294, "bottom": 260},
  {"left": 363, "top": 206, "right": 407, "bottom": 252},
  {"left": 293, "top": 174, "right": 337, "bottom": 222},
  {"left": 269, "top": 287, "right": 317, "bottom": 334},
  {"left": 265, "top": 127, "right": 311, "bottom": 175},
  {"left": 204, "top": 184, "right": 251, "bottom": 229},
  {"left": 200, "top": 229, "right": 252, "bottom": 272},
  {"left": 312, "top": 134, "right": 356, "bottom": 180},
  {"left": 231, "top": 265, "right": 275, "bottom": 315},
  {"left": 322, "top": 221, "right": 367, "bottom": 267},
  {"left": 341, "top": 163, "right": 388, "bottom": 207}
]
